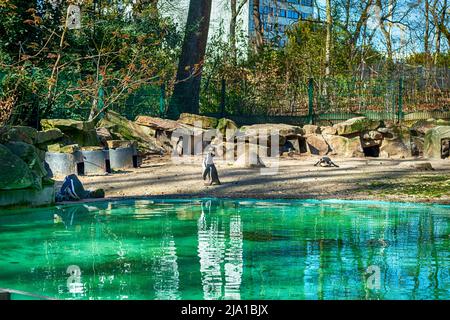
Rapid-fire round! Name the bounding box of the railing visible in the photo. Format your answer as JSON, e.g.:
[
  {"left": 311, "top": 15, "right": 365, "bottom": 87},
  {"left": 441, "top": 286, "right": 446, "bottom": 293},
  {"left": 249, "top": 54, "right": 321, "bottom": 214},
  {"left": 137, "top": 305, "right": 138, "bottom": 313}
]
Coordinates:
[{"left": 0, "top": 288, "right": 56, "bottom": 300}]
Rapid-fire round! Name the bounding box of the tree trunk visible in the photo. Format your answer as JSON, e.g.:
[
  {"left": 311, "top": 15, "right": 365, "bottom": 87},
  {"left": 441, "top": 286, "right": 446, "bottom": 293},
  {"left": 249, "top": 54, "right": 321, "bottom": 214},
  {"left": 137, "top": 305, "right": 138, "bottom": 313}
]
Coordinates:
[
  {"left": 424, "top": 0, "right": 430, "bottom": 57},
  {"left": 230, "top": 0, "right": 238, "bottom": 64},
  {"left": 167, "top": 0, "right": 212, "bottom": 118},
  {"left": 325, "top": 0, "right": 332, "bottom": 78},
  {"left": 252, "top": 0, "right": 264, "bottom": 53}
]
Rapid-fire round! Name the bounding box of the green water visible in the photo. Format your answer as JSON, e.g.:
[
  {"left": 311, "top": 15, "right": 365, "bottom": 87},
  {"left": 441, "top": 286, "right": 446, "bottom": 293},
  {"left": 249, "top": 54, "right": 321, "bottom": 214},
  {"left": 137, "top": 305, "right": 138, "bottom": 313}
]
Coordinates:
[{"left": 0, "top": 198, "right": 448, "bottom": 300}]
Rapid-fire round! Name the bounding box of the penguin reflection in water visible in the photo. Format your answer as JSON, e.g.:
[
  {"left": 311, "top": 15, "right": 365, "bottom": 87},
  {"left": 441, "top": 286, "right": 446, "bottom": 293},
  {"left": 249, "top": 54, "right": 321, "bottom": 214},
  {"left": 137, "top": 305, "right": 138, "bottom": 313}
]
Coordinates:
[{"left": 202, "top": 147, "right": 221, "bottom": 185}]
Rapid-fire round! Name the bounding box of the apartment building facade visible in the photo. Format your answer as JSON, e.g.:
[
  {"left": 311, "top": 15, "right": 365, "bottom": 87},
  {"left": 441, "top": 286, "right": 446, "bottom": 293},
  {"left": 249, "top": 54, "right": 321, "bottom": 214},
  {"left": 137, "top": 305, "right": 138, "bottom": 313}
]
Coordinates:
[
  {"left": 168, "top": 0, "right": 314, "bottom": 48},
  {"left": 249, "top": 0, "right": 314, "bottom": 46}
]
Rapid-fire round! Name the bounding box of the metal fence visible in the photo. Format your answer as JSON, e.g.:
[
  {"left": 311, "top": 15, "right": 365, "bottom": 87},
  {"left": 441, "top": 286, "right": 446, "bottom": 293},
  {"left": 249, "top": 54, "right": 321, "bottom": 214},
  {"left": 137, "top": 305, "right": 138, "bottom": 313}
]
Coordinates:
[
  {"left": 201, "top": 69, "right": 450, "bottom": 125},
  {"left": 2, "top": 68, "right": 449, "bottom": 127}
]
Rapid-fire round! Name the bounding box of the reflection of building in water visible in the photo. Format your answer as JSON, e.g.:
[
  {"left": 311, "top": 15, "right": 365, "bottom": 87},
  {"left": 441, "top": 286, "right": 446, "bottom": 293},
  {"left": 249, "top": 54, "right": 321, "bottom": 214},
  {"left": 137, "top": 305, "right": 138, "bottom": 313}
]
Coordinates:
[
  {"left": 152, "top": 222, "right": 180, "bottom": 300},
  {"left": 197, "top": 201, "right": 243, "bottom": 300},
  {"left": 224, "top": 214, "right": 243, "bottom": 300}
]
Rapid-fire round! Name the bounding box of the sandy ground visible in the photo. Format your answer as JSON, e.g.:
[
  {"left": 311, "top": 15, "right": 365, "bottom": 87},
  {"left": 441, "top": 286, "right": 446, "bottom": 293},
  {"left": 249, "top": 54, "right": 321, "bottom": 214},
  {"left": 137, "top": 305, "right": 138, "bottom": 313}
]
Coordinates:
[{"left": 55, "top": 154, "right": 450, "bottom": 205}]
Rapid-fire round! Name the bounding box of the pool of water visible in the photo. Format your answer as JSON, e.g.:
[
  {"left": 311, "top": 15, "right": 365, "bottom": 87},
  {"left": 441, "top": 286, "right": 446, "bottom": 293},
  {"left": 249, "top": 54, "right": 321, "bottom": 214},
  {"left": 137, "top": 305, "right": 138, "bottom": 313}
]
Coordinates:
[{"left": 0, "top": 198, "right": 448, "bottom": 300}]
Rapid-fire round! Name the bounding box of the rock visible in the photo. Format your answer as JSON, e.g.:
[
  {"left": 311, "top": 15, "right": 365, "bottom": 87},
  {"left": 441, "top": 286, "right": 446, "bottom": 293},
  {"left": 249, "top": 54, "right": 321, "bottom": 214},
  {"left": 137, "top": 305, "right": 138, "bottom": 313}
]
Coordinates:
[
  {"left": 234, "top": 151, "right": 266, "bottom": 168},
  {"left": 303, "top": 124, "right": 321, "bottom": 134},
  {"left": 212, "top": 141, "right": 235, "bottom": 158},
  {"left": 363, "top": 131, "right": 383, "bottom": 141},
  {"left": 361, "top": 131, "right": 383, "bottom": 148},
  {"left": 155, "top": 131, "right": 173, "bottom": 152},
  {"left": 413, "top": 162, "right": 434, "bottom": 171},
  {"left": 377, "top": 127, "right": 389, "bottom": 134},
  {"left": 0, "top": 144, "right": 35, "bottom": 190},
  {"left": 410, "top": 119, "right": 437, "bottom": 136},
  {"left": 46, "top": 143, "right": 81, "bottom": 153},
  {"left": 239, "top": 123, "right": 304, "bottom": 147},
  {"left": 107, "top": 140, "right": 137, "bottom": 149},
  {"left": 361, "top": 139, "right": 382, "bottom": 148},
  {"left": 40, "top": 119, "right": 99, "bottom": 147},
  {"left": 334, "top": 117, "right": 380, "bottom": 136},
  {"left": 216, "top": 118, "right": 238, "bottom": 138},
  {"left": 135, "top": 115, "right": 180, "bottom": 131},
  {"left": 41, "top": 119, "right": 95, "bottom": 131},
  {"left": 98, "top": 111, "right": 164, "bottom": 155},
  {"left": 380, "top": 139, "right": 410, "bottom": 158},
  {"left": 178, "top": 113, "right": 218, "bottom": 129},
  {"left": 385, "top": 124, "right": 410, "bottom": 140},
  {"left": 241, "top": 123, "right": 304, "bottom": 137},
  {"left": 323, "top": 135, "right": 364, "bottom": 157},
  {"left": 436, "top": 119, "right": 450, "bottom": 126},
  {"left": 424, "top": 126, "right": 450, "bottom": 159},
  {"left": 4, "top": 142, "right": 47, "bottom": 189},
  {"left": 285, "top": 137, "right": 302, "bottom": 153},
  {"left": 305, "top": 134, "right": 329, "bottom": 155},
  {"left": 47, "top": 143, "right": 61, "bottom": 153},
  {"left": 60, "top": 144, "right": 80, "bottom": 154},
  {"left": 411, "top": 136, "right": 424, "bottom": 157},
  {"left": 80, "top": 146, "right": 104, "bottom": 151},
  {"left": 321, "top": 126, "right": 337, "bottom": 135},
  {"left": 138, "top": 125, "right": 156, "bottom": 137},
  {"left": 47, "top": 143, "right": 81, "bottom": 154},
  {"left": 6, "top": 126, "right": 38, "bottom": 144},
  {"left": 96, "top": 127, "right": 113, "bottom": 141},
  {"left": 36, "top": 129, "right": 63, "bottom": 144}
]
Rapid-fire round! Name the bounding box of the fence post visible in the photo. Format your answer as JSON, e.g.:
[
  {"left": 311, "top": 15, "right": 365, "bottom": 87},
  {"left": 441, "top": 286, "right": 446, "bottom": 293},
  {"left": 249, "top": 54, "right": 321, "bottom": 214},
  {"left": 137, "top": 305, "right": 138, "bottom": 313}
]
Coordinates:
[
  {"left": 160, "top": 83, "right": 166, "bottom": 117},
  {"left": 398, "top": 77, "right": 403, "bottom": 123},
  {"left": 308, "top": 78, "right": 314, "bottom": 124}
]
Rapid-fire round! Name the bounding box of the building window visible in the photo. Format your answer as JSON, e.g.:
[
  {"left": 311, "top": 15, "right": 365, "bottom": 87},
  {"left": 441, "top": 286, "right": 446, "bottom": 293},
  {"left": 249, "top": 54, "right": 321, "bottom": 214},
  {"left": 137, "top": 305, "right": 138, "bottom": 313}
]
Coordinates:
[
  {"left": 279, "top": 9, "right": 286, "bottom": 17},
  {"left": 287, "top": 10, "right": 299, "bottom": 19},
  {"left": 301, "top": 0, "right": 313, "bottom": 6},
  {"left": 301, "top": 12, "right": 309, "bottom": 20}
]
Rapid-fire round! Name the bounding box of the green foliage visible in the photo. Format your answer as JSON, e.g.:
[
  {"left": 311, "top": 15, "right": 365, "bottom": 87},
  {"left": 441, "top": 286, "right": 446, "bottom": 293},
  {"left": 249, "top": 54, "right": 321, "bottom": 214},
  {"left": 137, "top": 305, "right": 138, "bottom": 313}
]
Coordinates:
[{"left": 0, "top": 0, "right": 181, "bottom": 125}]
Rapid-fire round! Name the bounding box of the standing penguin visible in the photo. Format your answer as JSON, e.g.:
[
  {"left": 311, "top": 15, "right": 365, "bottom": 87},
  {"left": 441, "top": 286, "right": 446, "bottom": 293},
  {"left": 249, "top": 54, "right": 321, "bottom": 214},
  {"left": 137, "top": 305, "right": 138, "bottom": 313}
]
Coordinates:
[{"left": 202, "top": 148, "right": 221, "bottom": 185}]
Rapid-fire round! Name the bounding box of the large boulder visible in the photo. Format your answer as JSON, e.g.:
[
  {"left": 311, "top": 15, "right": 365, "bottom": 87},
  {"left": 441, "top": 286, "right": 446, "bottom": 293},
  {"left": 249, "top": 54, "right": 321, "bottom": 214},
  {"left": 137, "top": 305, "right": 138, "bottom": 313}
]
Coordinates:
[
  {"left": 178, "top": 113, "right": 218, "bottom": 129},
  {"left": 305, "top": 134, "right": 329, "bottom": 155},
  {"left": 35, "top": 128, "right": 63, "bottom": 145},
  {"left": 410, "top": 119, "right": 437, "bottom": 136},
  {"left": 321, "top": 126, "right": 337, "bottom": 135},
  {"left": 41, "top": 119, "right": 95, "bottom": 131},
  {"left": 424, "top": 126, "right": 450, "bottom": 159},
  {"left": 0, "top": 144, "right": 34, "bottom": 190},
  {"left": 334, "top": 117, "right": 380, "bottom": 136},
  {"left": 40, "top": 119, "right": 99, "bottom": 147},
  {"left": 6, "top": 126, "right": 37, "bottom": 144},
  {"left": 98, "top": 111, "right": 164, "bottom": 154},
  {"left": 324, "top": 135, "right": 364, "bottom": 157},
  {"left": 379, "top": 124, "right": 412, "bottom": 158},
  {"left": 239, "top": 123, "right": 304, "bottom": 147},
  {"left": 135, "top": 115, "right": 180, "bottom": 132},
  {"left": 361, "top": 131, "right": 383, "bottom": 148},
  {"left": 216, "top": 118, "right": 238, "bottom": 137},
  {"left": 303, "top": 124, "right": 321, "bottom": 134},
  {"left": 380, "top": 139, "right": 410, "bottom": 159},
  {"left": 234, "top": 150, "right": 266, "bottom": 168},
  {"left": 4, "top": 142, "right": 47, "bottom": 189},
  {"left": 241, "top": 123, "right": 304, "bottom": 137}
]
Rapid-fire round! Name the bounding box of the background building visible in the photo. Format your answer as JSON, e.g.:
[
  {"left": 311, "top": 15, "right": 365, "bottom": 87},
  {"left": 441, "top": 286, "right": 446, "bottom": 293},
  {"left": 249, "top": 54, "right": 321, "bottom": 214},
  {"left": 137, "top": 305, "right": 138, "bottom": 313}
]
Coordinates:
[
  {"left": 249, "top": 0, "right": 314, "bottom": 46},
  {"left": 166, "top": 0, "right": 314, "bottom": 48}
]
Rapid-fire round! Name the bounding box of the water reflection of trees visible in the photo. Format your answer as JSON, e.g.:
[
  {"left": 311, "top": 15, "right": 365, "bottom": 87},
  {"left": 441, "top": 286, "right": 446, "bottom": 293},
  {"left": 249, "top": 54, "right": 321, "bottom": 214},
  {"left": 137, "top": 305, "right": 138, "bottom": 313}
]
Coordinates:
[
  {"left": 239, "top": 202, "right": 449, "bottom": 300},
  {"left": 0, "top": 200, "right": 448, "bottom": 300}
]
